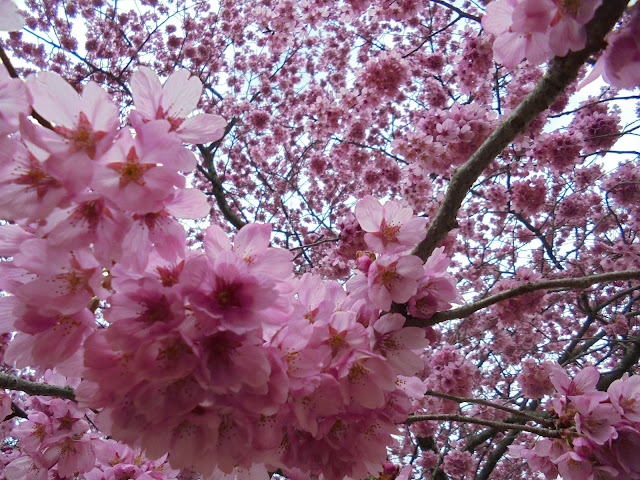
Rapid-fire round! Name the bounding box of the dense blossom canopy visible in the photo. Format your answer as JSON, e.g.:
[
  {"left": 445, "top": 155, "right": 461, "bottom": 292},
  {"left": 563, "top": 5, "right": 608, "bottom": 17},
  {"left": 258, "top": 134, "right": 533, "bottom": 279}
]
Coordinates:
[{"left": 0, "top": 0, "right": 640, "bottom": 480}]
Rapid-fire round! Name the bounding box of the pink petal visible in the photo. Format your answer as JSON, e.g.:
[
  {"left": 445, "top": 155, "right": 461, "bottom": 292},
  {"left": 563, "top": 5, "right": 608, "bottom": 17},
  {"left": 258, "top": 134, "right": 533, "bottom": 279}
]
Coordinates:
[
  {"left": 481, "top": 0, "right": 515, "bottom": 35},
  {"left": 355, "top": 195, "right": 384, "bottom": 232},
  {"left": 0, "top": 0, "right": 24, "bottom": 31},
  {"left": 493, "top": 32, "right": 528, "bottom": 68},
  {"left": 162, "top": 69, "right": 202, "bottom": 118},
  {"left": 178, "top": 113, "right": 227, "bottom": 144},
  {"left": 26, "top": 72, "right": 83, "bottom": 127},
  {"left": 130, "top": 66, "right": 162, "bottom": 119},
  {"left": 166, "top": 188, "right": 210, "bottom": 218}
]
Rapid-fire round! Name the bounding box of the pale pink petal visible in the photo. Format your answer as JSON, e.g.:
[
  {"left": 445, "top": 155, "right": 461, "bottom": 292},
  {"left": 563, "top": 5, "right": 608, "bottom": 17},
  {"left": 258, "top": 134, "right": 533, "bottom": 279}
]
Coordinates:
[
  {"left": 0, "top": 66, "right": 31, "bottom": 135},
  {"left": 493, "top": 32, "right": 528, "bottom": 68},
  {"left": 481, "top": 0, "right": 515, "bottom": 35},
  {"left": 165, "top": 188, "right": 210, "bottom": 218},
  {"left": 0, "top": 295, "right": 19, "bottom": 333},
  {"left": 383, "top": 201, "right": 412, "bottom": 225},
  {"left": 81, "top": 81, "right": 119, "bottom": 132},
  {"left": 204, "top": 224, "right": 233, "bottom": 257},
  {"left": 525, "top": 32, "right": 553, "bottom": 65},
  {"left": 0, "top": 0, "right": 24, "bottom": 31},
  {"left": 512, "top": 0, "right": 555, "bottom": 33},
  {"left": 178, "top": 113, "right": 226, "bottom": 144},
  {"left": 162, "top": 69, "right": 202, "bottom": 118},
  {"left": 130, "top": 66, "right": 163, "bottom": 119},
  {"left": 235, "top": 223, "right": 272, "bottom": 261},
  {"left": 26, "top": 72, "right": 83, "bottom": 126},
  {"left": 355, "top": 195, "right": 384, "bottom": 232},
  {"left": 251, "top": 248, "right": 293, "bottom": 278}
]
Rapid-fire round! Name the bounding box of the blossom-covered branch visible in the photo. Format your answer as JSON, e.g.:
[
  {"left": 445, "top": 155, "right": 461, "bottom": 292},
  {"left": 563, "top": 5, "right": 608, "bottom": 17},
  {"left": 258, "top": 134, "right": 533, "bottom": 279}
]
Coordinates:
[
  {"left": 424, "top": 269, "right": 640, "bottom": 325},
  {"left": 412, "top": 0, "right": 630, "bottom": 263}
]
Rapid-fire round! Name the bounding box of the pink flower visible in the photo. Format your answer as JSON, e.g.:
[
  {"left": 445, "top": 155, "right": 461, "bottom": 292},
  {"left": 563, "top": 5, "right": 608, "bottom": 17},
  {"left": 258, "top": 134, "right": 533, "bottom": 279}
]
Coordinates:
[
  {"left": 92, "top": 122, "right": 191, "bottom": 214},
  {"left": 0, "top": 138, "right": 67, "bottom": 222},
  {"left": 334, "top": 349, "right": 396, "bottom": 408},
  {"left": 25, "top": 72, "right": 118, "bottom": 164},
  {"left": 548, "top": 0, "right": 602, "bottom": 56},
  {"left": 549, "top": 363, "right": 601, "bottom": 397},
  {"left": 130, "top": 66, "right": 226, "bottom": 144},
  {"left": 601, "top": 5, "right": 640, "bottom": 89},
  {"left": 607, "top": 374, "right": 640, "bottom": 422},
  {"left": 573, "top": 395, "right": 620, "bottom": 445},
  {"left": 365, "top": 254, "right": 424, "bottom": 311},
  {"left": 370, "top": 313, "right": 429, "bottom": 376},
  {"left": 355, "top": 196, "right": 426, "bottom": 254},
  {"left": 188, "top": 253, "right": 278, "bottom": 335},
  {"left": 205, "top": 223, "right": 293, "bottom": 279},
  {"left": 555, "top": 451, "right": 593, "bottom": 480},
  {"left": 482, "top": 0, "right": 554, "bottom": 67}
]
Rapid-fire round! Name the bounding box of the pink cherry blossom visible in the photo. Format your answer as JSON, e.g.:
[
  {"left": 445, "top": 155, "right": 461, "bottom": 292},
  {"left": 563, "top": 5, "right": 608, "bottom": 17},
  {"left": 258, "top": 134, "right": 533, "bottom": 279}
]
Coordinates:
[
  {"left": 25, "top": 72, "right": 118, "bottom": 161},
  {"left": 363, "top": 254, "right": 424, "bottom": 311},
  {"left": 130, "top": 66, "right": 226, "bottom": 144},
  {"left": 355, "top": 196, "right": 427, "bottom": 254},
  {"left": 607, "top": 374, "right": 640, "bottom": 422},
  {"left": 601, "top": 5, "right": 640, "bottom": 89}
]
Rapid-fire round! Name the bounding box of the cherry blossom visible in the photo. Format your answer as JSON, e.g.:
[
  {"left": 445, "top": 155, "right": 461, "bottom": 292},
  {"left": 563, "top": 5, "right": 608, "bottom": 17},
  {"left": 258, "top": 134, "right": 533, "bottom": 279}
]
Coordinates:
[
  {"left": 130, "top": 67, "right": 227, "bottom": 144},
  {"left": 0, "top": 1, "right": 639, "bottom": 480}
]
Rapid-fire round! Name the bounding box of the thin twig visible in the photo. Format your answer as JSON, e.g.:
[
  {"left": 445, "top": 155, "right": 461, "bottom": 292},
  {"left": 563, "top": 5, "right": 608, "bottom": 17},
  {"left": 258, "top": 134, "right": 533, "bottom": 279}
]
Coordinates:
[
  {"left": 424, "top": 390, "right": 552, "bottom": 426},
  {"left": 405, "top": 414, "right": 563, "bottom": 438}
]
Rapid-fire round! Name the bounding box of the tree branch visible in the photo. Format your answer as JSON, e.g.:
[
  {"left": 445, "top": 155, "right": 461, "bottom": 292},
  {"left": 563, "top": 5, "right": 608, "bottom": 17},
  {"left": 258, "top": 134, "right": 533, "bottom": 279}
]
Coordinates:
[
  {"left": 424, "top": 390, "right": 551, "bottom": 425},
  {"left": 0, "top": 372, "right": 75, "bottom": 401},
  {"left": 598, "top": 335, "right": 640, "bottom": 391},
  {"left": 405, "top": 414, "right": 562, "bottom": 438},
  {"left": 411, "top": 0, "right": 630, "bottom": 263},
  {"left": 415, "top": 269, "right": 640, "bottom": 326},
  {"left": 197, "top": 145, "right": 246, "bottom": 230}
]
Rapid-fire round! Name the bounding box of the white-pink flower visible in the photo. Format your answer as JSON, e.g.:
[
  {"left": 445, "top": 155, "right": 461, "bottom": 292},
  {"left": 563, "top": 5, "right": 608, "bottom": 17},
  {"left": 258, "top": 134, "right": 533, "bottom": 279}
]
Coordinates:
[{"left": 130, "top": 66, "right": 227, "bottom": 144}]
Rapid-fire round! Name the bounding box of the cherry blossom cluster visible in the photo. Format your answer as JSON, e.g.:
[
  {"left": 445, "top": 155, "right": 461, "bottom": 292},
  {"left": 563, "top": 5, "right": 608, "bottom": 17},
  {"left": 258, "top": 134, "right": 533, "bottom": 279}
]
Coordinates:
[
  {"left": 482, "top": 0, "right": 640, "bottom": 89},
  {"left": 1, "top": 0, "right": 639, "bottom": 478},
  {"left": 346, "top": 196, "right": 460, "bottom": 317},
  {"left": 0, "top": 60, "right": 463, "bottom": 479},
  {"left": 510, "top": 363, "right": 640, "bottom": 479},
  {"left": 0, "top": 64, "right": 224, "bottom": 374},
  {"left": 1, "top": 372, "right": 179, "bottom": 480}
]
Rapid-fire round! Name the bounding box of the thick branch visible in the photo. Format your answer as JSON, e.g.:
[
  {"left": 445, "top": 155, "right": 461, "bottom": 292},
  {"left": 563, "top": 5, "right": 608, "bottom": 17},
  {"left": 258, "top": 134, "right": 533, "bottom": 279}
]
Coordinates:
[
  {"left": 0, "top": 372, "right": 75, "bottom": 400},
  {"left": 197, "top": 145, "right": 246, "bottom": 230},
  {"left": 475, "top": 429, "right": 521, "bottom": 480},
  {"left": 411, "top": 0, "right": 630, "bottom": 262},
  {"left": 418, "top": 269, "right": 640, "bottom": 326},
  {"left": 406, "top": 414, "right": 562, "bottom": 438},
  {"left": 598, "top": 336, "right": 640, "bottom": 391}
]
